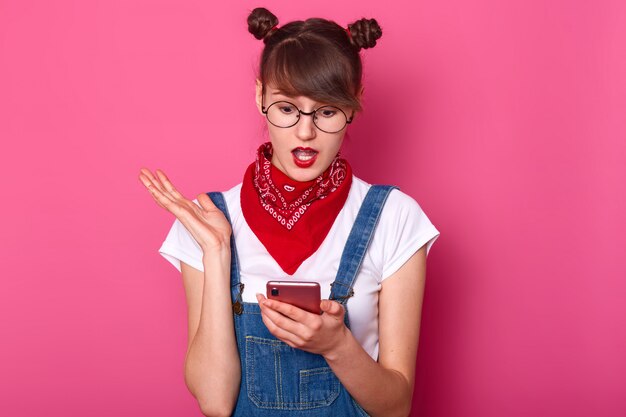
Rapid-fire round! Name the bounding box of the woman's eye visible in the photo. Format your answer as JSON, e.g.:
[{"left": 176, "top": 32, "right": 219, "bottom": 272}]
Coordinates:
[
  {"left": 279, "top": 105, "right": 295, "bottom": 114},
  {"left": 319, "top": 109, "right": 337, "bottom": 118}
]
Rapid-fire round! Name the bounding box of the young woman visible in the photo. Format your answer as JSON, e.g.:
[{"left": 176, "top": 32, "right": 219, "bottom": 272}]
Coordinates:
[{"left": 139, "top": 7, "right": 440, "bottom": 417}]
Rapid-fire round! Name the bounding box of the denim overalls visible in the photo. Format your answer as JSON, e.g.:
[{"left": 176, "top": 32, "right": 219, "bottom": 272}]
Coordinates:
[{"left": 208, "top": 184, "right": 397, "bottom": 417}]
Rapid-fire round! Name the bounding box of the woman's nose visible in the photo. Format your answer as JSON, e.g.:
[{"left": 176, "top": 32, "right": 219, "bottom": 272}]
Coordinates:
[{"left": 295, "top": 113, "right": 316, "bottom": 141}]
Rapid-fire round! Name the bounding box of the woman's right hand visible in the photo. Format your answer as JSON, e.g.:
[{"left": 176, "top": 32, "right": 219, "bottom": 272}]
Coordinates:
[{"left": 138, "top": 168, "right": 232, "bottom": 253}]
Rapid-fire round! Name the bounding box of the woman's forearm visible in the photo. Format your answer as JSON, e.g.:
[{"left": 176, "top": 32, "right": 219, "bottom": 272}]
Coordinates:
[
  {"left": 324, "top": 330, "right": 413, "bottom": 417},
  {"left": 184, "top": 248, "right": 240, "bottom": 416}
]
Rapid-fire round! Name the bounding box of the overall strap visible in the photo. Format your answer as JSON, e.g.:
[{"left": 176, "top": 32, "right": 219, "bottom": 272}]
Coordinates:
[
  {"left": 329, "top": 185, "right": 398, "bottom": 305},
  {"left": 206, "top": 192, "right": 244, "bottom": 313}
]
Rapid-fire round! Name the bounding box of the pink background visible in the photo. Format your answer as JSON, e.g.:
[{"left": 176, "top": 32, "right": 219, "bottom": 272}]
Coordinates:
[{"left": 1, "top": 0, "right": 624, "bottom": 416}]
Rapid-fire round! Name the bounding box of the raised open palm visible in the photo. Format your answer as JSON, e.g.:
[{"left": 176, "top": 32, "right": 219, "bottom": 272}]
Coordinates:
[{"left": 138, "top": 168, "right": 232, "bottom": 253}]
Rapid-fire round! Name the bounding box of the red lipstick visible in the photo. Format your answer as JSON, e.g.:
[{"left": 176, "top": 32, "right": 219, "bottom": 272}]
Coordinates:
[{"left": 292, "top": 147, "right": 318, "bottom": 168}]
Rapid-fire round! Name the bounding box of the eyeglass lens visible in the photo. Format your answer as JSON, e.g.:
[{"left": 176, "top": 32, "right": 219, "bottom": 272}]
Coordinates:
[{"left": 265, "top": 101, "right": 349, "bottom": 133}]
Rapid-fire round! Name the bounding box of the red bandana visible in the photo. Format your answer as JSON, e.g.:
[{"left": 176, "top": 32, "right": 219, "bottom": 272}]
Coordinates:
[{"left": 240, "top": 142, "right": 352, "bottom": 275}]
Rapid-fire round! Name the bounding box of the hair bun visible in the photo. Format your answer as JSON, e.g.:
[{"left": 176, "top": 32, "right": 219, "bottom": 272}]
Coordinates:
[
  {"left": 247, "top": 7, "right": 279, "bottom": 41},
  {"left": 347, "top": 18, "right": 382, "bottom": 50}
]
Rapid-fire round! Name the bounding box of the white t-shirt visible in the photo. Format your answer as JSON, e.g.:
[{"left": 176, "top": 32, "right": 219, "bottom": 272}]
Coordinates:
[{"left": 159, "top": 175, "right": 440, "bottom": 360}]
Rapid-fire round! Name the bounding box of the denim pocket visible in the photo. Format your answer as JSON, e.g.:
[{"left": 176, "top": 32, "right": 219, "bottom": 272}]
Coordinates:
[{"left": 245, "top": 336, "right": 340, "bottom": 410}]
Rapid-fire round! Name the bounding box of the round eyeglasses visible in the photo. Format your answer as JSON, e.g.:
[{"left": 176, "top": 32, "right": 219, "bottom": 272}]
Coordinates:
[{"left": 261, "top": 93, "right": 354, "bottom": 134}]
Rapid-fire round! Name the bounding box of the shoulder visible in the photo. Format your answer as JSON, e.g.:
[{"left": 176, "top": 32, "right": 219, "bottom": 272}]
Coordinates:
[
  {"left": 350, "top": 175, "right": 424, "bottom": 219},
  {"left": 384, "top": 188, "right": 426, "bottom": 222},
  {"left": 352, "top": 176, "right": 440, "bottom": 279}
]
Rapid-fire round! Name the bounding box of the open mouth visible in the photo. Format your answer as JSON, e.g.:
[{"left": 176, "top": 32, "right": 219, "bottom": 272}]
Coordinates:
[{"left": 292, "top": 147, "right": 318, "bottom": 168}]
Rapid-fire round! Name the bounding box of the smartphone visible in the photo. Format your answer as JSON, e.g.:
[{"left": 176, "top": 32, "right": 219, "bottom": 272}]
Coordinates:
[{"left": 266, "top": 281, "right": 322, "bottom": 314}]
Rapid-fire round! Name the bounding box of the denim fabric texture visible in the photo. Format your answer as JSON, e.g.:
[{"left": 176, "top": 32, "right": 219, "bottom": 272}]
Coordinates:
[{"left": 207, "top": 184, "right": 397, "bottom": 416}]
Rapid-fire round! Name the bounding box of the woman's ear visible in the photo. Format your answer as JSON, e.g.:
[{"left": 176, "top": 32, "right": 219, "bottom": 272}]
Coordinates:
[{"left": 255, "top": 79, "right": 264, "bottom": 115}]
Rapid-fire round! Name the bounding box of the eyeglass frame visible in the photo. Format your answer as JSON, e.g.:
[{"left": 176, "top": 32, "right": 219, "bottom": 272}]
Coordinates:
[{"left": 260, "top": 86, "right": 355, "bottom": 134}]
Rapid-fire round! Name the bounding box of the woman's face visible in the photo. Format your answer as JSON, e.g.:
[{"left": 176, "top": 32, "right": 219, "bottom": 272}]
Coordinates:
[{"left": 255, "top": 80, "right": 356, "bottom": 182}]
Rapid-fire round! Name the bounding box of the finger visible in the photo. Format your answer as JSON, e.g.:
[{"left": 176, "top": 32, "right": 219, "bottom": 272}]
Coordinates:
[
  {"left": 138, "top": 173, "right": 167, "bottom": 207},
  {"left": 141, "top": 170, "right": 205, "bottom": 218},
  {"left": 259, "top": 300, "right": 308, "bottom": 335},
  {"left": 197, "top": 192, "right": 219, "bottom": 213},
  {"left": 139, "top": 173, "right": 183, "bottom": 213},
  {"left": 141, "top": 168, "right": 207, "bottom": 221},
  {"left": 262, "top": 298, "right": 311, "bottom": 323},
  {"left": 150, "top": 171, "right": 204, "bottom": 214},
  {"left": 139, "top": 168, "right": 176, "bottom": 203},
  {"left": 260, "top": 310, "right": 304, "bottom": 348},
  {"left": 320, "top": 300, "right": 345, "bottom": 319},
  {"left": 139, "top": 168, "right": 168, "bottom": 194},
  {"left": 155, "top": 169, "right": 185, "bottom": 200}
]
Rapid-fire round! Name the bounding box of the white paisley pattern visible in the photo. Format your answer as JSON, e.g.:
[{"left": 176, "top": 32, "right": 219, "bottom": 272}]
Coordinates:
[{"left": 253, "top": 142, "right": 348, "bottom": 230}]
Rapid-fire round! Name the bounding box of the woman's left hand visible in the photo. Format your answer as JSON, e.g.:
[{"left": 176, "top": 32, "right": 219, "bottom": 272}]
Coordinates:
[{"left": 256, "top": 294, "right": 348, "bottom": 357}]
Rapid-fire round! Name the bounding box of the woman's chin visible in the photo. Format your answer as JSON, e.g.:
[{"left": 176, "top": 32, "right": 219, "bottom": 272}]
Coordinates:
[{"left": 272, "top": 154, "right": 324, "bottom": 182}]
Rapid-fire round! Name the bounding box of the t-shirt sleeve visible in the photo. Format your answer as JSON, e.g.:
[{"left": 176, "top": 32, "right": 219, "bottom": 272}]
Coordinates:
[
  {"left": 376, "top": 189, "right": 440, "bottom": 281},
  {"left": 158, "top": 216, "right": 205, "bottom": 273}
]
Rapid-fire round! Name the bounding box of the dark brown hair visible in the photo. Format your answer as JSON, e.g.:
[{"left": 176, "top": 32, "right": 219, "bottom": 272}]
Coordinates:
[{"left": 247, "top": 7, "right": 382, "bottom": 112}]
